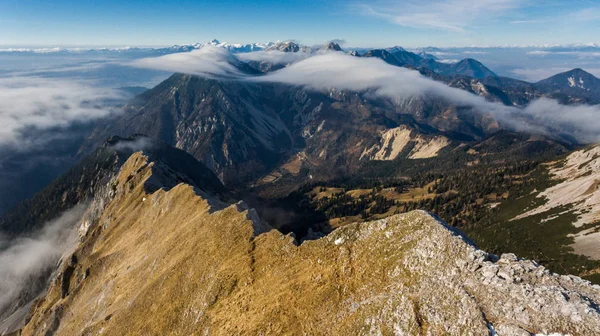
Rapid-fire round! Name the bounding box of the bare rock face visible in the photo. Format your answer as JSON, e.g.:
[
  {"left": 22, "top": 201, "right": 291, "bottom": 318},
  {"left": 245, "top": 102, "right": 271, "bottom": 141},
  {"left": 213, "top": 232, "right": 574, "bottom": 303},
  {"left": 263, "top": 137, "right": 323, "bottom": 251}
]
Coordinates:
[
  {"left": 360, "top": 125, "right": 450, "bottom": 161},
  {"left": 17, "top": 153, "right": 600, "bottom": 335}
]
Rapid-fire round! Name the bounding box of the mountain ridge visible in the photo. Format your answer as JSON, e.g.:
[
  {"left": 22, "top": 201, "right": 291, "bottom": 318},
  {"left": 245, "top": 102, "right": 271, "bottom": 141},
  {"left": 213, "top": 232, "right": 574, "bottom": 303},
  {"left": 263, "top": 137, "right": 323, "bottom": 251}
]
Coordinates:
[
  {"left": 8, "top": 153, "right": 600, "bottom": 335},
  {"left": 10, "top": 150, "right": 600, "bottom": 335},
  {"left": 359, "top": 48, "right": 497, "bottom": 79},
  {"left": 0, "top": 135, "right": 225, "bottom": 236}
]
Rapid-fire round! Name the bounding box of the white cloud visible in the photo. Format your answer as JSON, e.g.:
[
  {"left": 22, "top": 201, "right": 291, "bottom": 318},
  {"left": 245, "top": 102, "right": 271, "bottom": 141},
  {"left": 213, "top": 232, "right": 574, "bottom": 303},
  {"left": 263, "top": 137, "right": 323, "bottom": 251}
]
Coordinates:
[
  {"left": 437, "top": 59, "right": 460, "bottom": 64},
  {"left": 0, "top": 205, "right": 86, "bottom": 322},
  {"left": 423, "top": 51, "right": 458, "bottom": 57},
  {"left": 0, "top": 76, "right": 124, "bottom": 148},
  {"left": 462, "top": 51, "right": 489, "bottom": 55},
  {"left": 112, "top": 137, "right": 155, "bottom": 152},
  {"left": 526, "top": 50, "right": 600, "bottom": 58},
  {"left": 358, "top": 0, "right": 523, "bottom": 32},
  {"left": 131, "top": 46, "right": 248, "bottom": 78},
  {"left": 526, "top": 50, "right": 552, "bottom": 56},
  {"left": 254, "top": 52, "right": 481, "bottom": 103},
  {"left": 522, "top": 98, "right": 600, "bottom": 143},
  {"left": 236, "top": 50, "right": 310, "bottom": 64}
]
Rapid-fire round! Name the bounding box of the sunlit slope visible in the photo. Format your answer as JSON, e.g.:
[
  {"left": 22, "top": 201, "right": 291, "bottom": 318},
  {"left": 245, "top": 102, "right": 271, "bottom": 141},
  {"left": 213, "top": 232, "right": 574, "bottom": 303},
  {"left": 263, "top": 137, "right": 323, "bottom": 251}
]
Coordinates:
[{"left": 21, "top": 152, "right": 600, "bottom": 336}]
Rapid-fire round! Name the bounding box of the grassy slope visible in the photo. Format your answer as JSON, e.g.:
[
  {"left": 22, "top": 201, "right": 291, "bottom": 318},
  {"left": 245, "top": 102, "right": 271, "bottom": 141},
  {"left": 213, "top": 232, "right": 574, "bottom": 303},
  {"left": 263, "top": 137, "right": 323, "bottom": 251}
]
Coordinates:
[{"left": 467, "top": 168, "right": 600, "bottom": 283}]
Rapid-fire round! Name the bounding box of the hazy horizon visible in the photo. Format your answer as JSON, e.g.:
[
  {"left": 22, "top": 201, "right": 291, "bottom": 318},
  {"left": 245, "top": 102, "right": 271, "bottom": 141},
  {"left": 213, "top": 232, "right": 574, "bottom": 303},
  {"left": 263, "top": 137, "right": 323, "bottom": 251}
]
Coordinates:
[{"left": 2, "top": 0, "right": 600, "bottom": 48}]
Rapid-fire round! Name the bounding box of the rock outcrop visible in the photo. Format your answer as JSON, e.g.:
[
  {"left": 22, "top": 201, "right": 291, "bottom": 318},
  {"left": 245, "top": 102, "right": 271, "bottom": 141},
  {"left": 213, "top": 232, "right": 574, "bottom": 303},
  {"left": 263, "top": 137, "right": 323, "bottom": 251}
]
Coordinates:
[
  {"left": 360, "top": 126, "right": 450, "bottom": 161},
  {"left": 13, "top": 152, "right": 600, "bottom": 335}
]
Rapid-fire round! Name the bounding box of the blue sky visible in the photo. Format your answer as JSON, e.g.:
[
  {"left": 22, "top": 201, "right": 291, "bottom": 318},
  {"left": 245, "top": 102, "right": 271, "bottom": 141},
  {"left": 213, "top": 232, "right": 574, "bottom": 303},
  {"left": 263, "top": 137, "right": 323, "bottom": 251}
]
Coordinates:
[{"left": 1, "top": 0, "right": 600, "bottom": 47}]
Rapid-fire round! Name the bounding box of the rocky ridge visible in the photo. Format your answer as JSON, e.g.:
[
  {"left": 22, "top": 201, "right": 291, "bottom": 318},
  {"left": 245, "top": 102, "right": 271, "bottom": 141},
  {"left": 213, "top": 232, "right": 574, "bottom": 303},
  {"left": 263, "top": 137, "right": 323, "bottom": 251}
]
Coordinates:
[{"left": 12, "top": 151, "right": 600, "bottom": 335}]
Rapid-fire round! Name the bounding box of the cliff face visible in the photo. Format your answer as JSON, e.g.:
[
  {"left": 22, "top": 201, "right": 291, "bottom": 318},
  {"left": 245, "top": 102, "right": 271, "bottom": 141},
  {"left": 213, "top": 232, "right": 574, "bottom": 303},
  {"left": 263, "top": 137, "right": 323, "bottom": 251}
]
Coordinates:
[{"left": 18, "top": 152, "right": 600, "bottom": 336}]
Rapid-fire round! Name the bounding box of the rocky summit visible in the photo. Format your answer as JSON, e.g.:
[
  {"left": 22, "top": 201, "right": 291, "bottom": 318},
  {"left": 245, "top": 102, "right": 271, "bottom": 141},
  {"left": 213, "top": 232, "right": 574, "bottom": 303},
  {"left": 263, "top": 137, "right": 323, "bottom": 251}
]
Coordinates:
[{"left": 11, "top": 151, "right": 600, "bottom": 336}]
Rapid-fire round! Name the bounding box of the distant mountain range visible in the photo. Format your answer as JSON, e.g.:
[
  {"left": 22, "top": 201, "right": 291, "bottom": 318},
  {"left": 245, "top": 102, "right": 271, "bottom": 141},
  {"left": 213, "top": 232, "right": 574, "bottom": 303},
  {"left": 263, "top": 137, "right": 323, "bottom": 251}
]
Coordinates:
[
  {"left": 5, "top": 38, "right": 600, "bottom": 84},
  {"left": 5, "top": 41, "right": 600, "bottom": 53},
  {"left": 0, "top": 39, "right": 275, "bottom": 54},
  {"left": 360, "top": 47, "right": 497, "bottom": 79},
  {"left": 237, "top": 41, "right": 600, "bottom": 103}
]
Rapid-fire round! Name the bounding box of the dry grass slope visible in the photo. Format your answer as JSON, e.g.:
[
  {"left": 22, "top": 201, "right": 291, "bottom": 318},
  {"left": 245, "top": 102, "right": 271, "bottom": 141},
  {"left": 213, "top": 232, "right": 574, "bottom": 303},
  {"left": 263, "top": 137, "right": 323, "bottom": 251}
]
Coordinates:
[{"left": 20, "top": 153, "right": 600, "bottom": 336}]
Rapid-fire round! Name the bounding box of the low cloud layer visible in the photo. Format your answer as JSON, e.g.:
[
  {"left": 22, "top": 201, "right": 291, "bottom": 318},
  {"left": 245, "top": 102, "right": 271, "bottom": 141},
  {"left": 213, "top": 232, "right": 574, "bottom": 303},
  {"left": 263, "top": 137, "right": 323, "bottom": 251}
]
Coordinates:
[
  {"left": 0, "top": 205, "right": 86, "bottom": 322},
  {"left": 0, "top": 76, "right": 124, "bottom": 149},
  {"left": 127, "top": 46, "right": 600, "bottom": 143},
  {"left": 522, "top": 99, "right": 600, "bottom": 143},
  {"left": 112, "top": 136, "right": 156, "bottom": 153},
  {"left": 130, "top": 46, "right": 502, "bottom": 109},
  {"left": 527, "top": 50, "right": 600, "bottom": 59},
  {"left": 236, "top": 50, "right": 310, "bottom": 64},
  {"left": 256, "top": 52, "right": 502, "bottom": 109},
  {"left": 131, "top": 47, "right": 248, "bottom": 78}
]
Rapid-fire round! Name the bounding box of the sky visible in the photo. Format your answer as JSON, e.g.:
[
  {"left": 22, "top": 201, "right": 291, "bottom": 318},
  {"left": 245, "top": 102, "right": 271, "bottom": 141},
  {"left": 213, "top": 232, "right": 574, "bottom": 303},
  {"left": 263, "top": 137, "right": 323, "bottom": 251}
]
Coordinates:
[{"left": 1, "top": 0, "right": 600, "bottom": 48}]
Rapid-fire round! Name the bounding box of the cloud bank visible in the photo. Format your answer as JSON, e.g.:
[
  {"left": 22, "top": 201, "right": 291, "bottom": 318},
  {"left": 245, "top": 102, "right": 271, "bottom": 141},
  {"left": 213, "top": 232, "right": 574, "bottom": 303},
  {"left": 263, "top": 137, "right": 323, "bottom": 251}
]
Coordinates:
[
  {"left": 521, "top": 99, "right": 600, "bottom": 143},
  {"left": 131, "top": 46, "right": 249, "bottom": 78},
  {"left": 256, "top": 52, "right": 503, "bottom": 109},
  {"left": 0, "top": 76, "right": 124, "bottom": 149},
  {"left": 527, "top": 50, "right": 600, "bottom": 58},
  {"left": 236, "top": 50, "right": 310, "bottom": 64},
  {"left": 111, "top": 136, "right": 156, "bottom": 153},
  {"left": 0, "top": 205, "right": 86, "bottom": 325}
]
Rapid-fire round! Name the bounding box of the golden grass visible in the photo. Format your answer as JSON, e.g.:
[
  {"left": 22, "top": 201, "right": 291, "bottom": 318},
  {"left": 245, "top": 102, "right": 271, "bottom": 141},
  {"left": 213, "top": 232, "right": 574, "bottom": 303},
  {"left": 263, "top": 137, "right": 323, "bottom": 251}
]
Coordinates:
[{"left": 21, "top": 153, "right": 485, "bottom": 335}]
